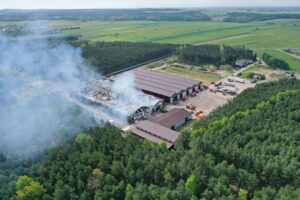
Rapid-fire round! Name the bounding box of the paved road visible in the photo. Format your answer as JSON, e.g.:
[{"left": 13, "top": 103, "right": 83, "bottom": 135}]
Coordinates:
[
  {"left": 279, "top": 49, "right": 300, "bottom": 60},
  {"left": 105, "top": 54, "right": 174, "bottom": 77},
  {"left": 233, "top": 61, "right": 259, "bottom": 76}
]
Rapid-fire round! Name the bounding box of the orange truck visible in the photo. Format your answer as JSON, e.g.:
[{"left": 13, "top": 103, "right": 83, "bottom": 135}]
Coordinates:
[{"left": 195, "top": 113, "right": 206, "bottom": 120}]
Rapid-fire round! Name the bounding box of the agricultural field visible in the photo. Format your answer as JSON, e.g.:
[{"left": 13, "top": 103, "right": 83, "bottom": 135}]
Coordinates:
[
  {"left": 4, "top": 18, "right": 300, "bottom": 49},
  {"left": 212, "top": 19, "right": 300, "bottom": 49},
  {"left": 46, "top": 20, "right": 261, "bottom": 44},
  {"left": 44, "top": 19, "right": 300, "bottom": 48},
  {"left": 256, "top": 49, "right": 300, "bottom": 73},
  {"left": 2, "top": 16, "right": 300, "bottom": 73},
  {"left": 53, "top": 19, "right": 300, "bottom": 74}
]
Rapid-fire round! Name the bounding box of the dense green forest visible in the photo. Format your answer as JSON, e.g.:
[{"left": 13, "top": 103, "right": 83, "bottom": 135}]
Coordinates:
[
  {"left": 224, "top": 12, "right": 300, "bottom": 22},
  {"left": 1, "top": 79, "right": 299, "bottom": 199},
  {"left": 72, "top": 41, "right": 176, "bottom": 74},
  {"left": 177, "top": 44, "right": 256, "bottom": 67},
  {"left": 262, "top": 52, "right": 290, "bottom": 70},
  {"left": 0, "top": 9, "right": 211, "bottom": 21}
]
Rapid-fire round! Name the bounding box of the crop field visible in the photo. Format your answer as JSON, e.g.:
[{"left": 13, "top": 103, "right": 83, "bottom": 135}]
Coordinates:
[
  {"left": 5, "top": 18, "right": 299, "bottom": 73},
  {"left": 51, "top": 19, "right": 300, "bottom": 72},
  {"left": 47, "top": 20, "right": 276, "bottom": 44},
  {"left": 6, "top": 19, "right": 299, "bottom": 49},
  {"left": 47, "top": 19, "right": 300, "bottom": 48},
  {"left": 213, "top": 20, "right": 300, "bottom": 49}
]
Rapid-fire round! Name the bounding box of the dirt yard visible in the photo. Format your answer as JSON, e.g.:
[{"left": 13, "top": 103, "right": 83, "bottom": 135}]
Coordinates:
[{"left": 166, "top": 77, "right": 255, "bottom": 116}]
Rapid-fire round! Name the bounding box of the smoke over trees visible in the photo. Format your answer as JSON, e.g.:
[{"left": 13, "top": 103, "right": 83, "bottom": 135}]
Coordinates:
[
  {"left": 0, "top": 26, "right": 169, "bottom": 158},
  {"left": 0, "top": 37, "right": 97, "bottom": 158}
]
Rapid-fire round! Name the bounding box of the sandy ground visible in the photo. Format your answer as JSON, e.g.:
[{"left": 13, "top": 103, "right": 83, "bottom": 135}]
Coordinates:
[
  {"left": 166, "top": 79, "right": 255, "bottom": 116},
  {"left": 167, "top": 90, "right": 230, "bottom": 115}
]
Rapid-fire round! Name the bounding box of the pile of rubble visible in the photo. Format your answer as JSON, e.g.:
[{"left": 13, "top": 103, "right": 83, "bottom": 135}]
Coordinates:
[{"left": 81, "top": 83, "right": 112, "bottom": 102}]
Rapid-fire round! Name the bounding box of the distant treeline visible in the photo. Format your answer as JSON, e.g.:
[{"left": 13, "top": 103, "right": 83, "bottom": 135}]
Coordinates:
[
  {"left": 0, "top": 9, "right": 211, "bottom": 22},
  {"left": 72, "top": 41, "right": 176, "bottom": 74},
  {"left": 177, "top": 44, "right": 256, "bottom": 67},
  {"left": 262, "top": 53, "right": 290, "bottom": 70},
  {"left": 224, "top": 12, "right": 300, "bottom": 23}
]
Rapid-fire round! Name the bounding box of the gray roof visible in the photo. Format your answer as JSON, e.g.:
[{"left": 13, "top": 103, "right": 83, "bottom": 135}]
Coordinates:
[
  {"left": 135, "top": 120, "right": 179, "bottom": 143},
  {"left": 135, "top": 75, "right": 187, "bottom": 91},
  {"left": 110, "top": 69, "right": 201, "bottom": 99},
  {"left": 135, "top": 79, "right": 181, "bottom": 94},
  {"left": 151, "top": 108, "right": 192, "bottom": 129},
  {"left": 130, "top": 127, "right": 173, "bottom": 149},
  {"left": 134, "top": 70, "right": 199, "bottom": 88},
  {"left": 135, "top": 82, "right": 177, "bottom": 97}
]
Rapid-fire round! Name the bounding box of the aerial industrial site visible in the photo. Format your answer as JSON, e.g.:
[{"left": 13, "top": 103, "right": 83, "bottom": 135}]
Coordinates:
[{"left": 71, "top": 66, "right": 254, "bottom": 149}]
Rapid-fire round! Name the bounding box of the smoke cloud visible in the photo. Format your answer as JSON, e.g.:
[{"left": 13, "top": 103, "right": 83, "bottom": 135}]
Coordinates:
[
  {"left": 110, "top": 72, "right": 159, "bottom": 121},
  {"left": 0, "top": 33, "right": 97, "bottom": 158},
  {"left": 0, "top": 23, "right": 160, "bottom": 158}
]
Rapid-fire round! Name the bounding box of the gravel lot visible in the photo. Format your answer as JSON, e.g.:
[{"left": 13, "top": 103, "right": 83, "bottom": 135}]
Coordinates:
[{"left": 166, "top": 77, "right": 255, "bottom": 116}]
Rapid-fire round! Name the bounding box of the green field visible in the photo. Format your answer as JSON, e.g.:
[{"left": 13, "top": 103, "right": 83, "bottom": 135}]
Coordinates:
[
  {"left": 47, "top": 20, "right": 260, "bottom": 44},
  {"left": 213, "top": 20, "right": 300, "bottom": 49},
  {"left": 254, "top": 50, "right": 300, "bottom": 73},
  {"left": 52, "top": 19, "right": 300, "bottom": 72},
  {"left": 5, "top": 18, "right": 300, "bottom": 72},
  {"left": 8, "top": 19, "right": 300, "bottom": 49},
  {"left": 46, "top": 19, "right": 300, "bottom": 48}
]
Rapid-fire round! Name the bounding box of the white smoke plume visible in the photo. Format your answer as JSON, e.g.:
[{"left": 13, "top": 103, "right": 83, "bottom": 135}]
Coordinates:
[
  {"left": 0, "top": 33, "right": 96, "bottom": 158},
  {"left": 110, "top": 72, "right": 159, "bottom": 120},
  {"left": 0, "top": 22, "right": 160, "bottom": 158}
]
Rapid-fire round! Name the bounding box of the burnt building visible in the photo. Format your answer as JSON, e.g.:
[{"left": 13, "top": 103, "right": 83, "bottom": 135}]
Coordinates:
[{"left": 75, "top": 80, "right": 164, "bottom": 124}]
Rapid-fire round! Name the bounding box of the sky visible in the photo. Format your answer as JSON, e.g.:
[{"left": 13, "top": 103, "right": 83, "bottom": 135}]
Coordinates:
[{"left": 1, "top": 0, "right": 300, "bottom": 9}]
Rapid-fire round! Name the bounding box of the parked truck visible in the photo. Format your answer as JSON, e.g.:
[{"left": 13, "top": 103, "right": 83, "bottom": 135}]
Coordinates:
[
  {"left": 224, "top": 88, "right": 238, "bottom": 95},
  {"left": 223, "top": 81, "right": 236, "bottom": 87}
]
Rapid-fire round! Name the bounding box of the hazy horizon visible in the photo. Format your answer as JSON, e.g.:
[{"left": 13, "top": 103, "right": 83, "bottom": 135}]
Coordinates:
[{"left": 1, "top": 0, "right": 300, "bottom": 9}]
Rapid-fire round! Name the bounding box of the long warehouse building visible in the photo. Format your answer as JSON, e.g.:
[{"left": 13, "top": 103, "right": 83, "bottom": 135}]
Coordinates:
[
  {"left": 109, "top": 69, "right": 201, "bottom": 103},
  {"left": 133, "top": 70, "right": 201, "bottom": 103}
]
